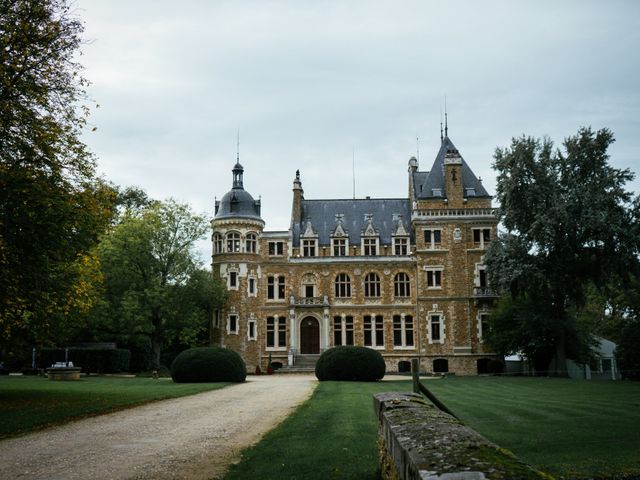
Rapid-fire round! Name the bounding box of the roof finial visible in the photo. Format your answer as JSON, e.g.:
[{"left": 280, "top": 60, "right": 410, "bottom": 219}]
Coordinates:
[
  {"left": 444, "top": 96, "right": 448, "bottom": 138},
  {"left": 440, "top": 105, "right": 443, "bottom": 143}
]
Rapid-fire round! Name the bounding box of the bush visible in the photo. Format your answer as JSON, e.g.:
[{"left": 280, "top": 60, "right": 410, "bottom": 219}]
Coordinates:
[
  {"left": 315, "top": 346, "right": 385, "bottom": 381},
  {"left": 39, "top": 348, "right": 130, "bottom": 373},
  {"left": 171, "top": 347, "right": 246, "bottom": 383}
]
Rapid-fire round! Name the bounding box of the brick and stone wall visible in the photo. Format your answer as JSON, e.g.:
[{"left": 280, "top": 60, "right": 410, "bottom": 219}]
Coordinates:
[{"left": 373, "top": 392, "right": 551, "bottom": 480}]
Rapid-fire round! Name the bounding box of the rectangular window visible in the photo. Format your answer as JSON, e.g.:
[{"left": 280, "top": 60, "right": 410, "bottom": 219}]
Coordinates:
[
  {"left": 393, "top": 315, "right": 414, "bottom": 347},
  {"left": 332, "top": 238, "right": 347, "bottom": 256},
  {"left": 479, "top": 313, "right": 490, "bottom": 340},
  {"left": 426, "top": 269, "right": 442, "bottom": 288},
  {"left": 228, "top": 271, "right": 238, "bottom": 289},
  {"left": 473, "top": 228, "right": 491, "bottom": 248},
  {"left": 333, "top": 315, "right": 354, "bottom": 346},
  {"left": 267, "top": 276, "right": 286, "bottom": 300},
  {"left": 227, "top": 314, "right": 238, "bottom": 335},
  {"left": 424, "top": 229, "right": 442, "bottom": 249},
  {"left": 266, "top": 316, "right": 286, "bottom": 349},
  {"left": 247, "top": 319, "right": 257, "bottom": 340},
  {"left": 302, "top": 239, "right": 317, "bottom": 257},
  {"left": 268, "top": 241, "right": 284, "bottom": 256},
  {"left": 363, "top": 238, "right": 378, "bottom": 256},
  {"left": 394, "top": 237, "right": 408, "bottom": 255},
  {"left": 430, "top": 314, "right": 442, "bottom": 343},
  {"left": 248, "top": 277, "right": 256, "bottom": 296},
  {"left": 364, "top": 315, "right": 384, "bottom": 348}
]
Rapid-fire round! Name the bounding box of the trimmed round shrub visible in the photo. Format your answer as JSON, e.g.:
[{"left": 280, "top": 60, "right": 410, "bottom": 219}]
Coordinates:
[
  {"left": 315, "top": 346, "right": 385, "bottom": 381},
  {"left": 171, "top": 347, "right": 246, "bottom": 383}
]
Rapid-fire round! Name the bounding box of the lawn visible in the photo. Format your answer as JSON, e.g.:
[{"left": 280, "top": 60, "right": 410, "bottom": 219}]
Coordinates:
[
  {"left": 224, "top": 377, "right": 640, "bottom": 480},
  {"left": 223, "top": 380, "right": 407, "bottom": 480},
  {"left": 0, "top": 375, "right": 228, "bottom": 439},
  {"left": 427, "top": 376, "right": 640, "bottom": 479}
]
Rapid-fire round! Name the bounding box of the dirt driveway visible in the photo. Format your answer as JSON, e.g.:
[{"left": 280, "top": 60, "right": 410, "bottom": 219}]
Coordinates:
[{"left": 0, "top": 374, "right": 317, "bottom": 480}]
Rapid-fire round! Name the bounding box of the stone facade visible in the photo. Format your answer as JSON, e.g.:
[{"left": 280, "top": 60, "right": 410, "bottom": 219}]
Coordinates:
[{"left": 211, "top": 135, "right": 499, "bottom": 374}]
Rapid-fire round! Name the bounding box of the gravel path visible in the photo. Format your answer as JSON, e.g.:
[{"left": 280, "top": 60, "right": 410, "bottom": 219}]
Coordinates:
[{"left": 0, "top": 374, "right": 317, "bottom": 480}]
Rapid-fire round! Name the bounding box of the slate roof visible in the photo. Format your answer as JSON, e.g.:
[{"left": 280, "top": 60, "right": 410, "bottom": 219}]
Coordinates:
[
  {"left": 414, "top": 136, "right": 489, "bottom": 199},
  {"left": 292, "top": 198, "right": 411, "bottom": 247},
  {"left": 215, "top": 163, "right": 262, "bottom": 220}
]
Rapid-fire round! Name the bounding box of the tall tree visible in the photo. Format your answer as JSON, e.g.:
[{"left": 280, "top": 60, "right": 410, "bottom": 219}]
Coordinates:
[
  {"left": 485, "top": 127, "right": 640, "bottom": 373},
  {"left": 94, "top": 200, "right": 226, "bottom": 369},
  {"left": 0, "top": 0, "right": 116, "bottom": 348}
]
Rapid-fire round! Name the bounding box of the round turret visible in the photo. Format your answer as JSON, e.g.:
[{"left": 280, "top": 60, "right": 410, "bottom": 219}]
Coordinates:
[{"left": 215, "top": 162, "right": 262, "bottom": 220}]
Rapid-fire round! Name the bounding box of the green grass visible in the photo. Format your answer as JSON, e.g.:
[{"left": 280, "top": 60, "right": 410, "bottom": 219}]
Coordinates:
[
  {"left": 0, "top": 375, "right": 229, "bottom": 439},
  {"left": 224, "top": 377, "right": 640, "bottom": 480},
  {"left": 426, "top": 377, "right": 640, "bottom": 479},
  {"left": 223, "top": 380, "right": 408, "bottom": 480}
]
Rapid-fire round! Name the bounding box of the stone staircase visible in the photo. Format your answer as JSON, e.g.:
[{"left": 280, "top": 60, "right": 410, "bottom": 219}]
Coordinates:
[{"left": 276, "top": 354, "right": 320, "bottom": 373}]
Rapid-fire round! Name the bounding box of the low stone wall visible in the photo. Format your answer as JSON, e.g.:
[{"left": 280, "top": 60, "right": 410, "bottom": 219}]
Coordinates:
[{"left": 373, "top": 392, "right": 552, "bottom": 480}]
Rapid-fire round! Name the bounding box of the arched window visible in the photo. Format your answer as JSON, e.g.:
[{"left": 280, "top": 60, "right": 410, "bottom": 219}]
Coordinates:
[
  {"left": 364, "top": 272, "right": 381, "bottom": 298},
  {"left": 246, "top": 232, "right": 257, "bottom": 253},
  {"left": 394, "top": 272, "right": 411, "bottom": 297},
  {"left": 213, "top": 233, "right": 223, "bottom": 254},
  {"left": 226, "top": 232, "right": 241, "bottom": 253},
  {"left": 335, "top": 273, "right": 351, "bottom": 298}
]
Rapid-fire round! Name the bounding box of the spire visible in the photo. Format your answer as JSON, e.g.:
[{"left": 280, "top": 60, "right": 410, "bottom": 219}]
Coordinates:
[
  {"left": 236, "top": 128, "right": 240, "bottom": 164},
  {"left": 440, "top": 105, "right": 444, "bottom": 143},
  {"left": 444, "top": 97, "right": 449, "bottom": 138}
]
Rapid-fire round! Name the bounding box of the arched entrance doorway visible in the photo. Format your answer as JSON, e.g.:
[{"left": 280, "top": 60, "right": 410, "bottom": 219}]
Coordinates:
[{"left": 300, "top": 316, "right": 320, "bottom": 354}]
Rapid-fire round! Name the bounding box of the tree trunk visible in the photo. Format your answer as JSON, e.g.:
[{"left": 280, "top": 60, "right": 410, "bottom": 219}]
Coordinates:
[{"left": 151, "top": 335, "right": 162, "bottom": 370}]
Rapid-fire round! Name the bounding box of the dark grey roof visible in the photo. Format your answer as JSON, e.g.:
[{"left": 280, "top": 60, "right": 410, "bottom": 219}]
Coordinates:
[
  {"left": 215, "top": 163, "right": 262, "bottom": 220},
  {"left": 416, "top": 136, "right": 489, "bottom": 199},
  {"left": 292, "top": 198, "right": 411, "bottom": 247},
  {"left": 215, "top": 189, "right": 262, "bottom": 220},
  {"left": 412, "top": 171, "right": 429, "bottom": 198}
]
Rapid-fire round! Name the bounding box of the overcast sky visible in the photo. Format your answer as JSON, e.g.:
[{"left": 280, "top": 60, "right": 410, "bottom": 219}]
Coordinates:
[{"left": 75, "top": 1, "right": 640, "bottom": 261}]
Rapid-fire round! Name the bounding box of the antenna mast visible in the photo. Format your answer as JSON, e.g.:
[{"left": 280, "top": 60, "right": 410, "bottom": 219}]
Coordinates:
[
  {"left": 416, "top": 136, "right": 420, "bottom": 161},
  {"left": 352, "top": 147, "right": 356, "bottom": 200},
  {"left": 236, "top": 128, "right": 240, "bottom": 162}
]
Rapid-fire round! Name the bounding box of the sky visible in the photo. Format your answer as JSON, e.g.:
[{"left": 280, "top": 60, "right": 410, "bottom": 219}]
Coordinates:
[{"left": 74, "top": 1, "right": 640, "bottom": 261}]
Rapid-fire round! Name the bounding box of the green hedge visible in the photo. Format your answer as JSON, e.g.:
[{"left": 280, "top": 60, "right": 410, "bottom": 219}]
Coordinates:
[
  {"left": 171, "top": 347, "right": 246, "bottom": 383},
  {"left": 315, "top": 346, "right": 386, "bottom": 381},
  {"left": 39, "top": 348, "right": 130, "bottom": 373}
]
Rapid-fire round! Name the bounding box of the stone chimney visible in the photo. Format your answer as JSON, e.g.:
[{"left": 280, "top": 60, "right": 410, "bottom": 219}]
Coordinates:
[
  {"left": 444, "top": 148, "right": 463, "bottom": 208},
  {"left": 291, "top": 170, "right": 304, "bottom": 226}
]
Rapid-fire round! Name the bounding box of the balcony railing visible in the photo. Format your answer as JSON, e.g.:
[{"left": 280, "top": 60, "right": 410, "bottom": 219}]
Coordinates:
[
  {"left": 473, "top": 287, "right": 499, "bottom": 298},
  {"left": 290, "top": 295, "right": 329, "bottom": 307}
]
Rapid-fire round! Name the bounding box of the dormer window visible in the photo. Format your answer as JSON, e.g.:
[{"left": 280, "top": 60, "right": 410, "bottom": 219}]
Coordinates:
[
  {"left": 301, "top": 219, "right": 318, "bottom": 257},
  {"left": 393, "top": 237, "right": 408, "bottom": 255},
  {"left": 465, "top": 188, "right": 476, "bottom": 197},
  {"left": 361, "top": 214, "right": 379, "bottom": 256},
  {"left": 332, "top": 238, "right": 347, "bottom": 256},
  {"left": 330, "top": 214, "right": 349, "bottom": 257},
  {"left": 362, "top": 237, "right": 378, "bottom": 256},
  {"left": 301, "top": 239, "right": 316, "bottom": 257},
  {"left": 432, "top": 188, "right": 442, "bottom": 197}
]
